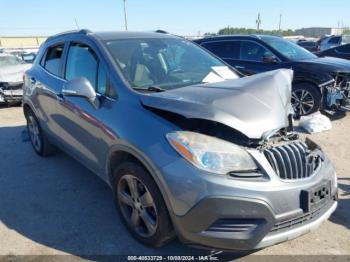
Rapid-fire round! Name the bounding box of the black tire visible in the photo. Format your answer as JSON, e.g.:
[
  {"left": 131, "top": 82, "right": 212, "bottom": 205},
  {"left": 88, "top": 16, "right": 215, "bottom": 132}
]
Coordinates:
[
  {"left": 25, "top": 109, "right": 55, "bottom": 156},
  {"left": 292, "top": 83, "right": 321, "bottom": 117},
  {"left": 112, "top": 161, "right": 174, "bottom": 247}
]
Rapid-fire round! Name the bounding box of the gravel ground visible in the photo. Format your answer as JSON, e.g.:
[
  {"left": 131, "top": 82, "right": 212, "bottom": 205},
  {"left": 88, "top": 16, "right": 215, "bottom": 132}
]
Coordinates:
[{"left": 0, "top": 106, "right": 349, "bottom": 260}]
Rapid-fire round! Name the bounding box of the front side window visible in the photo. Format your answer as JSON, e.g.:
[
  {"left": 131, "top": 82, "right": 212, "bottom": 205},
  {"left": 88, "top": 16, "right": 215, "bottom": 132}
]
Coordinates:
[
  {"left": 299, "top": 42, "right": 316, "bottom": 48},
  {"left": 105, "top": 38, "right": 239, "bottom": 91},
  {"left": 66, "top": 44, "right": 98, "bottom": 87},
  {"left": 240, "top": 41, "right": 273, "bottom": 62},
  {"left": 65, "top": 43, "right": 108, "bottom": 94},
  {"left": 43, "top": 44, "right": 64, "bottom": 75},
  {"left": 202, "top": 41, "right": 240, "bottom": 59},
  {"left": 262, "top": 37, "right": 317, "bottom": 61}
]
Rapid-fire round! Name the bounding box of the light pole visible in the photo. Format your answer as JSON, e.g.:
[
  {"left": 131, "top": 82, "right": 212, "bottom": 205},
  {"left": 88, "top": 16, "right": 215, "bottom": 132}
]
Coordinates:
[
  {"left": 123, "top": 0, "right": 128, "bottom": 31},
  {"left": 256, "top": 13, "right": 261, "bottom": 31},
  {"left": 279, "top": 14, "right": 282, "bottom": 33}
]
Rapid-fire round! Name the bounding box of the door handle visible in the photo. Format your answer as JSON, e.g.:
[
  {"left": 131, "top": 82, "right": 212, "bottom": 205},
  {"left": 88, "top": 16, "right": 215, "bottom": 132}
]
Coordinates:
[
  {"left": 57, "top": 93, "right": 65, "bottom": 102},
  {"left": 234, "top": 65, "right": 245, "bottom": 69}
]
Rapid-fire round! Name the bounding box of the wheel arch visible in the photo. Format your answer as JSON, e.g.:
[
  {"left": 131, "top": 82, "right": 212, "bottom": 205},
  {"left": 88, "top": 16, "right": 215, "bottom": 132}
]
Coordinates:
[
  {"left": 106, "top": 143, "right": 174, "bottom": 216},
  {"left": 292, "top": 80, "right": 322, "bottom": 95}
]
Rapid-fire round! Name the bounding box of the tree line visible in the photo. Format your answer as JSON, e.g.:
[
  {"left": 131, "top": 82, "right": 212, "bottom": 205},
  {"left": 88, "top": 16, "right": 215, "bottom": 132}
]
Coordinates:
[
  {"left": 204, "top": 27, "right": 296, "bottom": 37},
  {"left": 205, "top": 26, "right": 350, "bottom": 37}
]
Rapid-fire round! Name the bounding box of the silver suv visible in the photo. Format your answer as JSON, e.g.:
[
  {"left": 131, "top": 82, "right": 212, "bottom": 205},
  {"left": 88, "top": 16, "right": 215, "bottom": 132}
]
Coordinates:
[{"left": 23, "top": 30, "right": 338, "bottom": 250}]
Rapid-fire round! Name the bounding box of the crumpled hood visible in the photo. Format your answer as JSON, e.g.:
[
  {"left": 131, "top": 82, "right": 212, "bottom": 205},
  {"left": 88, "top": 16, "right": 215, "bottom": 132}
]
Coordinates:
[
  {"left": 0, "top": 64, "right": 31, "bottom": 84},
  {"left": 140, "top": 69, "right": 294, "bottom": 139}
]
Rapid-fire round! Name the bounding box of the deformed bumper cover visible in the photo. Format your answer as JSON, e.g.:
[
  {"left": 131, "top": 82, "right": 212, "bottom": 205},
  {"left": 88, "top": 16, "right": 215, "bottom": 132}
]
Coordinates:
[
  {"left": 171, "top": 196, "right": 337, "bottom": 251},
  {"left": 255, "top": 201, "right": 337, "bottom": 249},
  {"left": 0, "top": 84, "right": 23, "bottom": 103}
]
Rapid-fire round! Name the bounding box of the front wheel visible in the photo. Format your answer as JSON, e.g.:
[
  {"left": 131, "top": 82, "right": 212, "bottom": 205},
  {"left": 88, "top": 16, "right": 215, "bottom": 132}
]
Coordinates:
[
  {"left": 291, "top": 83, "right": 321, "bottom": 117},
  {"left": 112, "top": 162, "right": 174, "bottom": 247}
]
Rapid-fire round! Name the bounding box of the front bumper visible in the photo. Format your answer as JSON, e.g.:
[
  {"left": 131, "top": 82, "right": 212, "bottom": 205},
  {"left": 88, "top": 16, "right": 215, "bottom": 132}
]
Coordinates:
[
  {"left": 171, "top": 195, "right": 337, "bottom": 251},
  {"left": 0, "top": 87, "right": 23, "bottom": 104},
  {"left": 256, "top": 201, "right": 337, "bottom": 249},
  {"left": 161, "top": 152, "right": 338, "bottom": 250}
]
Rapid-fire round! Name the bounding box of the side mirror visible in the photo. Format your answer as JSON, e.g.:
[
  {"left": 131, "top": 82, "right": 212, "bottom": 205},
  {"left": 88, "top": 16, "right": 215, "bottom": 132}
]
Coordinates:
[
  {"left": 262, "top": 55, "right": 278, "bottom": 64},
  {"left": 62, "top": 77, "right": 100, "bottom": 109}
]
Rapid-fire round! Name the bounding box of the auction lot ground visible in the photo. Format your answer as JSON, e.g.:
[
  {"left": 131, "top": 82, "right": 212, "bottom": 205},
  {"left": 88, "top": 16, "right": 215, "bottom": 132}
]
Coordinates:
[{"left": 0, "top": 106, "right": 349, "bottom": 260}]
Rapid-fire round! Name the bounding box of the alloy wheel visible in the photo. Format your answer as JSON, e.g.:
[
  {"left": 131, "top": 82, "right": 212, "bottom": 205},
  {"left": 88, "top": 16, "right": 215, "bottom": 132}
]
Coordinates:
[
  {"left": 291, "top": 89, "right": 315, "bottom": 116},
  {"left": 117, "top": 174, "right": 158, "bottom": 237},
  {"left": 27, "top": 115, "right": 42, "bottom": 152}
]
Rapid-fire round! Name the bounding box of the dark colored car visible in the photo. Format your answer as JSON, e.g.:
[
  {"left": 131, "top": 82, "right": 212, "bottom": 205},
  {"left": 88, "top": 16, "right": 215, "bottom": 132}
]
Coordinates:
[
  {"left": 317, "top": 44, "right": 350, "bottom": 60},
  {"left": 195, "top": 35, "right": 350, "bottom": 116},
  {"left": 297, "top": 40, "right": 319, "bottom": 52},
  {"left": 22, "top": 30, "right": 338, "bottom": 250}
]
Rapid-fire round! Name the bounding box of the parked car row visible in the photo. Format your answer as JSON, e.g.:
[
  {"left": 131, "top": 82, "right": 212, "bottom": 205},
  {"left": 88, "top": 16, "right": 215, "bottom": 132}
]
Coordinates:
[
  {"left": 297, "top": 40, "right": 319, "bottom": 52},
  {"left": 0, "top": 53, "right": 31, "bottom": 105},
  {"left": 194, "top": 35, "right": 350, "bottom": 116},
  {"left": 22, "top": 30, "right": 338, "bottom": 251}
]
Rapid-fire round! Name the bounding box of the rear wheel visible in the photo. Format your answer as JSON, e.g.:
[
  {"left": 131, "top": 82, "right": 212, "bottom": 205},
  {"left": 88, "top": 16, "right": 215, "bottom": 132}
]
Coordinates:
[
  {"left": 26, "top": 110, "right": 55, "bottom": 156},
  {"left": 112, "top": 161, "right": 174, "bottom": 247},
  {"left": 292, "top": 83, "right": 321, "bottom": 116}
]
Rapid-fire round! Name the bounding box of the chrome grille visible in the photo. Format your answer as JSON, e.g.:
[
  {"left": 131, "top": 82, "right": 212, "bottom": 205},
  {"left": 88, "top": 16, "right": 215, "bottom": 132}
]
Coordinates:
[{"left": 264, "top": 142, "right": 322, "bottom": 180}]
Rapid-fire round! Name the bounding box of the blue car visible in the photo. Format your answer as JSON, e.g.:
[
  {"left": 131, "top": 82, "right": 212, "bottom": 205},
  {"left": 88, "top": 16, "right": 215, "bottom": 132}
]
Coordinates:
[{"left": 22, "top": 30, "right": 338, "bottom": 250}]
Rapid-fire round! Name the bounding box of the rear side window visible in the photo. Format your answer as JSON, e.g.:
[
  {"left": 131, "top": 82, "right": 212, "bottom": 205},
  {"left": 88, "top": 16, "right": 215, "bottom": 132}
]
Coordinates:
[
  {"left": 65, "top": 43, "right": 109, "bottom": 95},
  {"left": 202, "top": 41, "right": 240, "bottom": 59},
  {"left": 299, "top": 42, "right": 316, "bottom": 48},
  {"left": 42, "top": 44, "right": 64, "bottom": 76},
  {"left": 328, "top": 37, "right": 341, "bottom": 44},
  {"left": 240, "top": 41, "right": 272, "bottom": 62}
]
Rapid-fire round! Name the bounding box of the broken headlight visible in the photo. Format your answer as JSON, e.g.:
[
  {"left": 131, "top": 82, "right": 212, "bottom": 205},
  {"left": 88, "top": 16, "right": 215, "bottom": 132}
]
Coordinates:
[{"left": 166, "top": 131, "right": 257, "bottom": 175}]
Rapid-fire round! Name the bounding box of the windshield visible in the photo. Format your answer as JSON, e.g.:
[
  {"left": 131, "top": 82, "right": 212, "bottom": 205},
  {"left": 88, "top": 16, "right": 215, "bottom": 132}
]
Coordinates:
[
  {"left": 263, "top": 37, "right": 317, "bottom": 61},
  {"left": 0, "top": 55, "right": 25, "bottom": 67},
  {"left": 105, "top": 38, "right": 239, "bottom": 91}
]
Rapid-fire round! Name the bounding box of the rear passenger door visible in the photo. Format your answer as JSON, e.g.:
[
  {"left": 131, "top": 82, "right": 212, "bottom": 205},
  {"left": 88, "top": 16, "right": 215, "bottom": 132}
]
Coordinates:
[
  {"left": 57, "top": 41, "right": 115, "bottom": 173},
  {"left": 201, "top": 40, "right": 242, "bottom": 70},
  {"left": 32, "top": 43, "right": 66, "bottom": 141}
]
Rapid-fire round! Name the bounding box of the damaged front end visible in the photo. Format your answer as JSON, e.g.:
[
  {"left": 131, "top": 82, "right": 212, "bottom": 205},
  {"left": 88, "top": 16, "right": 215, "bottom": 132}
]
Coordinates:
[
  {"left": 140, "top": 69, "right": 326, "bottom": 181},
  {"left": 0, "top": 82, "right": 24, "bottom": 104},
  {"left": 321, "top": 72, "right": 350, "bottom": 112}
]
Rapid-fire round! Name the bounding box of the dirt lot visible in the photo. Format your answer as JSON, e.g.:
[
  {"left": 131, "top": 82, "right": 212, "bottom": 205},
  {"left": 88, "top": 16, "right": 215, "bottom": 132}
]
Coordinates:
[{"left": 0, "top": 106, "right": 349, "bottom": 259}]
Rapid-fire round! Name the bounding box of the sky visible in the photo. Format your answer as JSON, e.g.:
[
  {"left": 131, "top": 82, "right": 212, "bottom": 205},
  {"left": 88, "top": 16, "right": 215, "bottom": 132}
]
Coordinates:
[{"left": 0, "top": 0, "right": 349, "bottom": 36}]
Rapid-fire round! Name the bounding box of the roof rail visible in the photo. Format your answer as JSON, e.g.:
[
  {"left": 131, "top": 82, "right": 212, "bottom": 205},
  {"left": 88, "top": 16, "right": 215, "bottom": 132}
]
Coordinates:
[
  {"left": 155, "top": 30, "right": 169, "bottom": 34},
  {"left": 46, "top": 29, "right": 92, "bottom": 41}
]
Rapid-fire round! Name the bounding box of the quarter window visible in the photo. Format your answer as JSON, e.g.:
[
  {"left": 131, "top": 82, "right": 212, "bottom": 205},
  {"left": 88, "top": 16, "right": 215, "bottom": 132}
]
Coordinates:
[
  {"left": 43, "top": 44, "right": 64, "bottom": 76},
  {"left": 240, "top": 41, "right": 272, "bottom": 62}
]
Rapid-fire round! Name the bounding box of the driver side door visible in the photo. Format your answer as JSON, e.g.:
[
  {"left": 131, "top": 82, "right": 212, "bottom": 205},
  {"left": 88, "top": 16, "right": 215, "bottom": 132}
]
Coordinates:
[
  {"left": 56, "top": 41, "right": 112, "bottom": 173},
  {"left": 236, "top": 40, "right": 281, "bottom": 75}
]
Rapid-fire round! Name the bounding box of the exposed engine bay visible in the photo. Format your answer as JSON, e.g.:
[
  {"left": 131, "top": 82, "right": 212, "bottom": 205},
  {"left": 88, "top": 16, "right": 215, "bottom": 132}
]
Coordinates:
[{"left": 324, "top": 72, "right": 350, "bottom": 111}]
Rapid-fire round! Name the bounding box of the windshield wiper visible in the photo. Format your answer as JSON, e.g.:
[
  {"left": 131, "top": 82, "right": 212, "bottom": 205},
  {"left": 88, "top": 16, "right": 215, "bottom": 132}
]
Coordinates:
[{"left": 133, "top": 86, "right": 166, "bottom": 92}]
